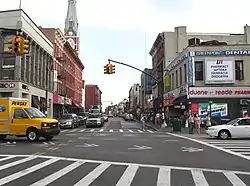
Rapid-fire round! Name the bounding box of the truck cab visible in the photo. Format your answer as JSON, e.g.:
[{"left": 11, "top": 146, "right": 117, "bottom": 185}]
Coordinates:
[{"left": 0, "top": 97, "right": 60, "bottom": 141}]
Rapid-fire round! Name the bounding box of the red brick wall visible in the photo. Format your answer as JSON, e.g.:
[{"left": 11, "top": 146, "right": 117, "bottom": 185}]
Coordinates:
[{"left": 85, "top": 85, "right": 101, "bottom": 111}]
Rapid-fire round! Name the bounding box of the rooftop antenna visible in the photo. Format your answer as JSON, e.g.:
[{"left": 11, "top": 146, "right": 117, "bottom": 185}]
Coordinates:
[{"left": 19, "top": 0, "right": 22, "bottom": 9}]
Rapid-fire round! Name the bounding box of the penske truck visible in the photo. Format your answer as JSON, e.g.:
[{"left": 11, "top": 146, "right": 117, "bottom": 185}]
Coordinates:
[{"left": 0, "top": 97, "right": 60, "bottom": 141}]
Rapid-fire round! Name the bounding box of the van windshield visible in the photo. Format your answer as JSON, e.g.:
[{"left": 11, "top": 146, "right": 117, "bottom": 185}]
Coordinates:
[{"left": 24, "top": 108, "right": 46, "bottom": 118}]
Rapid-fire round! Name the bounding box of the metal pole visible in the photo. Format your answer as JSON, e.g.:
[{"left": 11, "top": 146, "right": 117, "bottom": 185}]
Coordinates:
[{"left": 45, "top": 65, "right": 48, "bottom": 116}]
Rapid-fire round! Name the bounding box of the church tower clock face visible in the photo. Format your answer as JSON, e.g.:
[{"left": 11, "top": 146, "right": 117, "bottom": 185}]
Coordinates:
[{"left": 68, "top": 38, "right": 75, "bottom": 49}]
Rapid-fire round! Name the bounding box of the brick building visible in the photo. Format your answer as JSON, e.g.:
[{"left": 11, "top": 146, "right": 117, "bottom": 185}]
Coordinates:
[
  {"left": 41, "top": 28, "right": 84, "bottom": 118},
  {"left": 85, "top": 85, "right": 102, "bottom": 111},
  {"left": 41, "top": 0, "right": 84, "bottom": 118}
]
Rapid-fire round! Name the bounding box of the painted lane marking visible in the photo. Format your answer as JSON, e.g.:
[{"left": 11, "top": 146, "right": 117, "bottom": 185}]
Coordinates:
[
  {"left": 30, "top": 161, "right": 85, "bottom": 186},
  {"left": 157, "top": 167, "right": 171, "bottom": 186},
  {"left": 191, "top": 169, "right": 209, "bottom": 186},
  {"left": 73, "top": 163, "right": 110, "bottom": 186},
  {"left": 0, "top": 158, "right": 59, "bottom": 185},
  {"left": 116, "top": 165, "right": 138, "bottom": 186},
  {"left": 166, "top": 132, "right": 250, "bottom": 161}
]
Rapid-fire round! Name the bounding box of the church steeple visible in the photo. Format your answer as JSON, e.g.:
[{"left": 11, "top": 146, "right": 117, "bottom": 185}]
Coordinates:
[{"left": 65, "top": 0, "right": 78, "bottom": 36}]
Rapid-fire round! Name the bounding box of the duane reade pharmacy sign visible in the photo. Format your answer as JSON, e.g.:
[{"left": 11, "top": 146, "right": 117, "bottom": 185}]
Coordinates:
[{"left": 205, "top": 59, "right": 234, "bottom": 84}]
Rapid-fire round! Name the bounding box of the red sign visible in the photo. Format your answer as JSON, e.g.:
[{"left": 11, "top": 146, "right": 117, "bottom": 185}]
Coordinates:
[
  {"left": 189, "top": 87, "right": 250, "bottom": 98},
  {"left": 191, "top": 104, "right": 199, "bottom": 115}
]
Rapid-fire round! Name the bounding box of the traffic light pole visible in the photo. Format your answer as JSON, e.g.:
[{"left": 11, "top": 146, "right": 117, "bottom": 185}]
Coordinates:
[{"left": 108, "top": 59, "right": 165, "bottom": 117}]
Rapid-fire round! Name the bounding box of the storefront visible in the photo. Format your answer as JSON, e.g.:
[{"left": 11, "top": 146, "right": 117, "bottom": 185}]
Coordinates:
[{"left": 188, "top": 86, "right": 250, "bottom": 118}]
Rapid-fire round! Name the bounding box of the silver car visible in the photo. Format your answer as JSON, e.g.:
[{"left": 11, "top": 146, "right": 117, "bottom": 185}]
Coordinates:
[{"left": 58, "top": 113, "right": 79, "bottom": 129}]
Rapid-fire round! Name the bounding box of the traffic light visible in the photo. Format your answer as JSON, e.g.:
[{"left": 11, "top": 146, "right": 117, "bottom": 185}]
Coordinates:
[
  {"left": 104, "top": 64, "right": 111, "bottom": 74},
  {"left": 104, "top": 65, "right": 108, "bottom": 74},
  {"left": 111, "top": 64, "right": 115, "bottom": 74},
  {"left": 13, "top": 36, "right": 22, "bottom": 55},
  {"left": 21, "top": 38, "right": 29, "bottom": 55},
  {"left": 7, "top": 37, "right": 14, "bottom": 53}
]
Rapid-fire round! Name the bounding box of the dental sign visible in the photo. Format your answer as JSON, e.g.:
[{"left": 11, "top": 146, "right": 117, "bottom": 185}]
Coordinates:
[
  {"left": 189, "top": 87, "right": 250, "bottom": 98},
  {"left": 205, "top": 58, "right": 234, "bottom": 84}
]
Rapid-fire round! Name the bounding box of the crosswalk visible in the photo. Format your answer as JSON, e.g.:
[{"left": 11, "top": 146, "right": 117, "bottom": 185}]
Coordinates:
[
  {"left": 0, "top": 154, "right": 249, "bottom": 185},
  {"left": 60, "top": 128, "right": 156, "bottom": 134},
  {"left": 202, "top": 139, "right": 250, "bottom": 157}
]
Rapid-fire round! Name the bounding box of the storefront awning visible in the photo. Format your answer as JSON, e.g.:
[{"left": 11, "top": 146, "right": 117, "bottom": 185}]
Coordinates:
[{"left": 169, "top": 95, "right": 188, "bottom": 106}]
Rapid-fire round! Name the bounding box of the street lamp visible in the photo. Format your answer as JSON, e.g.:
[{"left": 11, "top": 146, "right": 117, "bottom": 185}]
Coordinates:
[{"left": 209, "top": 101, "right": 213, "bottom": 117}]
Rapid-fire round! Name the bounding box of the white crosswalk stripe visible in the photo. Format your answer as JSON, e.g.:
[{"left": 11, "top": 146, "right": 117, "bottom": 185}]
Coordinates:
[
  {"left": 0, "top": 155, "right": 249, "bottom": 185},
  {"left": 60, "top": 128, "right": 156, "bottom": 134},
  {"left": 201, "top": 139, "right": 250, "bottom": 157}
]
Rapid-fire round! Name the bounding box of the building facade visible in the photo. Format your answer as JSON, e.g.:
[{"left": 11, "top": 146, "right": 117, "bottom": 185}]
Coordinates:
[
  {"left": 140, "top": 68, "right": 152, "bottom": 109},
  {"left": 165, "top": 44, "right": 250, "bottom": 119},
  {"left": 0, "top": 9, "right": 54, "bottom": 116},
  {"left": 128, "top": 83, "right": 141, "bottom": 109},
  {"left": 41, "top": 0, "right": 84, "bottom": 118},
  {"left": 150, "top": 25, "right": 250, "bottom": 113},
  {"left": 85, "top": 85, "right": 102, "bottom": 111}
]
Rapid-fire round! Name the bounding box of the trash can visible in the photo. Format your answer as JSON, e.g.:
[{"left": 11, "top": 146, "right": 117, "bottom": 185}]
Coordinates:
[{"left": 173, "top": 119, "right": 181, "bottom": 132}]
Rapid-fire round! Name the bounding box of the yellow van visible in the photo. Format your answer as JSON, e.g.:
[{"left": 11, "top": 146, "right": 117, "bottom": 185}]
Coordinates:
[{"left": 0, "top": 97, "right": 60, "bottom": 141}]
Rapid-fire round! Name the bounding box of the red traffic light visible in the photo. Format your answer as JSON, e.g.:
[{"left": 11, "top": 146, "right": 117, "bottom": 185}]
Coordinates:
[{"left": 14, "top": 37, "right": 21, "bottom": 42}]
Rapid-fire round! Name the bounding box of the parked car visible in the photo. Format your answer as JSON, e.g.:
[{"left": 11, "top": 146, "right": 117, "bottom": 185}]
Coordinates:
[
  {"left": 58, "top": 113, "right": 79, "bottom": 129},
  {"left": 206, "top": 117, "right": 250, "bottom": 139},
  {"left": 77, "top": 116, "right": 85, "bottom": 126},
  {"left": 86, "top": 113, "right": 104, "bottom": 128}
]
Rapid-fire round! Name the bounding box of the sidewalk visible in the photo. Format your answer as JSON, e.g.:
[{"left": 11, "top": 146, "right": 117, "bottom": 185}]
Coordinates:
[{"left": 145, "top": 121, "right": 207, "bottom": 134}]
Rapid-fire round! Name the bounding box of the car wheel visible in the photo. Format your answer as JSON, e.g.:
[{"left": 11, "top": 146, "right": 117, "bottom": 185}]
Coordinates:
[
  {"left": 219, "top": 130, "right": 230, "bottom": 140},
  {"left": 27, "top": 129, "right": 39, "bottom": 141}
]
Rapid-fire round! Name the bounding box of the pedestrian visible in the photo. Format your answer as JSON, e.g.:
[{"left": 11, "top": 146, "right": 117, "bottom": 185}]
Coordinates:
[
  {"left": 194, "top": 114, "right": 201, "bottom": 135},
  {"left": 140, "top": 114, "right": 146, "bottom": 131},
  {"left": 205, "top": 113, "right": 211, "bottom": 129},
  {"left": 188, "top": 113, "right": 194, "bottom": 134}
]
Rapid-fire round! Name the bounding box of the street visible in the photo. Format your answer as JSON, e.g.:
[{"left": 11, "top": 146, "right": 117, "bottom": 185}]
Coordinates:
[{"left": 1, "top": 118, "right": 250, "bottom": 185}]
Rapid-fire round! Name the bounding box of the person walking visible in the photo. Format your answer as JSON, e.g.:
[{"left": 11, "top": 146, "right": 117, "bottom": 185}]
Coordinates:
[
  {"left": 140, "top": 114, "right": 146, "bottom": 131},
  {"left": 194, "top": 114, "right": 201, "bottom": 135}
]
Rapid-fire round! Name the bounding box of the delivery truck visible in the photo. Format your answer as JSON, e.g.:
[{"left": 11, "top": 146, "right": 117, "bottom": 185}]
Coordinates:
[{"left": 0, "top": 97, "right": 60, "bottom": 141}]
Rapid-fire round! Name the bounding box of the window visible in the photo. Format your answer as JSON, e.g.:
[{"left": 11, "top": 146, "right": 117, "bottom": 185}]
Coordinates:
[
  {"left": 179, "top": 67, "right": 182, "bottom": 85},
  {"left": 14, "top": 109, "right": 28, "bottom": 119},
  {"left": 171, "top": 73, "right": 174, "bottom": 89},
  {"left": 176, "top": 70, "right": 178, "bottom": 87},
  {"left": 195, "top": 61, "right": 203, "bottom": 80},
  {"left": 238, "top": 119, "right": 250, "bottom": 125},
  {"left": 235, "top": 60, "right": 244, "bottom": 80},
  {"left": 184, "top": 64, "right": 187, "bottom": 83},
  {"left": 1, "top": 69, "right": 14, "bottom": 80}
]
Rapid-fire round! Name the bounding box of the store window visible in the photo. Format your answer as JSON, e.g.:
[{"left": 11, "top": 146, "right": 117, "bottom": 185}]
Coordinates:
[
  {"left": 195, "top": 61, "right": 203, "bottom": 80},
  {"left": 235, "top": 60, "right": 244, "bottom": 80}
]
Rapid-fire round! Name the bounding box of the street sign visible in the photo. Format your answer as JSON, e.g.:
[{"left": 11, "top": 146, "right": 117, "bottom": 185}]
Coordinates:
[
  {"left": 128, "top": 145, "right": 152, "bottom": 150},
  {"left": 75, "top": 143, "right": 99, "bottom": 148},
  {"left": 181, "top": 147, "right": 204, "bottom": 152}
]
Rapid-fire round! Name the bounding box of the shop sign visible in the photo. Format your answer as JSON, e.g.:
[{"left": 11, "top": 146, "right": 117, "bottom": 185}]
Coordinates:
[
  {"left": 198, "top": 103, "right": 228, "bottom": 118},
  {"left": 205, "top": 58, "right": 234, "bottom": 84},
  {"left": 189, "top": 87, "right": 250, "bottom": 98},
  {"left": 195, "top": 50, "right": 250, "bottom": 56},
  {"left": 65, "top": 97, "right": 72, "bottom": 105},
  {"left": 165, "top": 84, "right": 188, "bottom": 99},
  {"left": 0, "top": 83, "right": 15, "bottom": 88}
]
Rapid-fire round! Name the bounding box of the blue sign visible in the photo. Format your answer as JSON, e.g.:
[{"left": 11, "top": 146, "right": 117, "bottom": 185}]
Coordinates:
[{"left": 195, "top": 50, "right": 250, "bottom": 56}]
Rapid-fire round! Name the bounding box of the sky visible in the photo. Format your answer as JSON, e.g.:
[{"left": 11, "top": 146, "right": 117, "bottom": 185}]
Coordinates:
[{"left": 1, "top": 0, "right": 250, "bottom": 109}]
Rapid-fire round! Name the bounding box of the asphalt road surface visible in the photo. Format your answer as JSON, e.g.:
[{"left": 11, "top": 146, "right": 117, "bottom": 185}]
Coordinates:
[{"left": 1, "top": 118, "right": 250, "bottom": 185}]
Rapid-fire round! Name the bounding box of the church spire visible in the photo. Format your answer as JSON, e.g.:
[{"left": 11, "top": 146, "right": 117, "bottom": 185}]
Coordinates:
[{"left": 65, "top": 0, "right": 78, "bottom": 36}]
